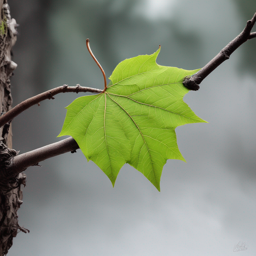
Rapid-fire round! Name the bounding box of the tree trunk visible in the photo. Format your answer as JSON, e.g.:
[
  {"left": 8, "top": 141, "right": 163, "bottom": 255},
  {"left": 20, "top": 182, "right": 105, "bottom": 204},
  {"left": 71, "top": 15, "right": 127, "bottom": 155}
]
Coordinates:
[{"left": 0, "top": 1, "right": 28, "bottom": 255}]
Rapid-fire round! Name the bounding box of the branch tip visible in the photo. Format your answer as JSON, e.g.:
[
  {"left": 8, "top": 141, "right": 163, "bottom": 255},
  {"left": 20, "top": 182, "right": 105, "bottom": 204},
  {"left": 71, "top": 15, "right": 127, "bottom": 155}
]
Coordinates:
[{"left": 252, "top": 12, "right": 256, "bottom": 23}]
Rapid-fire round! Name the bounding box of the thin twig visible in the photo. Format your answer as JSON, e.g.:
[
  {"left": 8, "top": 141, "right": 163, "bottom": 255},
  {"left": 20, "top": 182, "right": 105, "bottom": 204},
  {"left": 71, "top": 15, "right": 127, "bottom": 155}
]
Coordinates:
[
  {"left": 86, "top": 38, "right": 107, "bottom": 92},
  {"left": 6, "top": 137, "right": 79, "bottom": 177},
  {"left": 249, "top": 32, "right": 256, "bottom": 39},
  {"left": 0, "top": 84, "right": 103, "bottom": 127},
  {"left": 183, "top": 12, "right": 256, "bottom": 90}
]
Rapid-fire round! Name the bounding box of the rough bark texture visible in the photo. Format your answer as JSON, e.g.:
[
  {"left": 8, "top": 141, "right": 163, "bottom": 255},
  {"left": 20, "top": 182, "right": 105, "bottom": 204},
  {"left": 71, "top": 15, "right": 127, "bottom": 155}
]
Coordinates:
[{"left": 0, "top": 1, "right": 28, "bottom": 255}]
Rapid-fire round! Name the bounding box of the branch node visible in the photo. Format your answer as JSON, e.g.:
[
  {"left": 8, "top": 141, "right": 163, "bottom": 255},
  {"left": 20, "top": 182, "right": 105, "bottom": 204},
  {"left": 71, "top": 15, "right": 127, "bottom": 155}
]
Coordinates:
[
  {"left": 62, "top": 84, "right": 68, "bottom": 92},
  {"left": 75, "top": 84, "right": 81, "bottom": 93},
  {"left": 48, "top": 92, "right": 55, "bottom": 100},
  {"left": 183, "top": 76, "right": 200, "bottom": 91},
  {"left": 221, "top": 50, "right": 230, "bottom": 60}
]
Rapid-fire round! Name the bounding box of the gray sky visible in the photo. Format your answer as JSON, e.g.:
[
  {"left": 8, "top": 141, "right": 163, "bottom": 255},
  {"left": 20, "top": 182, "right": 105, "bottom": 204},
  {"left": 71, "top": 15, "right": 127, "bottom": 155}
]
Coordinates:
[{"left": 9, "top": 0, "right": 256, "bottom": 255}]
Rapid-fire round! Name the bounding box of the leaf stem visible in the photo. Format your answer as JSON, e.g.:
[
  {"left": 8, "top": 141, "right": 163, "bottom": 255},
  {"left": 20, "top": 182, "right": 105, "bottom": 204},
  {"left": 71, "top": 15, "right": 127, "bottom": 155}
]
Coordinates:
[{"left": 86, "top": 38, "right": 107, "bottom": 92}]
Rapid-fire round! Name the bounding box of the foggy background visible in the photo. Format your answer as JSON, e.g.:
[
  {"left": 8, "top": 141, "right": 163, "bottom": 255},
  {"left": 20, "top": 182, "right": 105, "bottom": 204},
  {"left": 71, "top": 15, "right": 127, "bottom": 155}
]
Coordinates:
[{"left": 7, "top": 0, "right": 256, "bottom": 255}]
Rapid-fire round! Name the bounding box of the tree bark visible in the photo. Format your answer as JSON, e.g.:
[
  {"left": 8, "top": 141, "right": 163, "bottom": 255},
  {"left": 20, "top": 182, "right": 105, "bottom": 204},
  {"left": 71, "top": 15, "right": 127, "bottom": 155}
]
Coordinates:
[{"left": 0, "top": 1, "right": 28, "bottom": 255}]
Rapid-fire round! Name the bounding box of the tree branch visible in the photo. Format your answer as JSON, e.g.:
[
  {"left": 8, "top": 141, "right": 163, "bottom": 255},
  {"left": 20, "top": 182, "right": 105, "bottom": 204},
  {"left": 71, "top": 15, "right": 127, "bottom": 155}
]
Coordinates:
[
  {"left": 183, "top": 12, "right": 256, "bottom": 90},
  {"left": 3, "top": 13, "right": 256, "bottom": 177},
  {"left": 5, "top": 137, "right": 79, "bottom": 177},
  {"left": 0, "top": 84, "right": 103, "bottom": 127}
]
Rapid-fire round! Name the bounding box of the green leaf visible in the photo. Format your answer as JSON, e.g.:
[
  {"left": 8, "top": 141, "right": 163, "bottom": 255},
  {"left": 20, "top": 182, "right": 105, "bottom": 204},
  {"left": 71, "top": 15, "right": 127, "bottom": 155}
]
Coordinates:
[{"left": 58, "top": 48, "right": 207, "bottom": 191}]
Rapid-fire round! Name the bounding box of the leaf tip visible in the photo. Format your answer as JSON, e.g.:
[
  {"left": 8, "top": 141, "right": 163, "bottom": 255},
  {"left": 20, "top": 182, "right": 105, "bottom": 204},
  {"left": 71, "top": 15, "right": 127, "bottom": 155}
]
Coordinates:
[
  {"left": 156, "top": 185, "right": 161, "bottom": 192},
  {"left": 105, "top": 172, "right": 118, "bottom": 188},
  {"left": 155, "top": 46, "right": 161, "bottom": 55},
  {"left": 151, "top": 179, "right": 161, "bottom": 192},
  {"left": 176, "top": 154, "right": 186, "bottom": 162},
  {"left": 198, "top": 118, "right": 208, "bottom": 124},
  {"left": 57, "top": 129, "right": 70, "bottom": 138},
  {"left": 110, "top": 177, "right": 117, "bottom": 188},
  {"left": 57, "top": 131, "right": 64, "bottom": 138}
]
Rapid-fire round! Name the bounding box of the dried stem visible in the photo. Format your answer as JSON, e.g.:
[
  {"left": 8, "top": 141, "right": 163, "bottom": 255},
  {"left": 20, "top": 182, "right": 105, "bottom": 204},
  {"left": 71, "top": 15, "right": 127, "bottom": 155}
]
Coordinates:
[
  {"left": 183, "top": 12, "right": 256, "bottom": 90},
  {"left": 86, "top": 38, "right": 107, "bottom": 92},
  {"left": 0, "top": 84, "right": 103, "bottom": 127}
]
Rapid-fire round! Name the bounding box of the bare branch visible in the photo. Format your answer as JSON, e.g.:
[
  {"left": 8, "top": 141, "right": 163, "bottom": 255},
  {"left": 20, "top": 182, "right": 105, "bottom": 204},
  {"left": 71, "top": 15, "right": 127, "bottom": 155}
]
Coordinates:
[
  {"left": 6, "top": 137, "right": 79, "bottom": 177},
  {"left": 0, "top": 84, "right": 103, "bottom": 127},
  {"left": 183, "top": 12, "right": 256, "bottom": 90}
]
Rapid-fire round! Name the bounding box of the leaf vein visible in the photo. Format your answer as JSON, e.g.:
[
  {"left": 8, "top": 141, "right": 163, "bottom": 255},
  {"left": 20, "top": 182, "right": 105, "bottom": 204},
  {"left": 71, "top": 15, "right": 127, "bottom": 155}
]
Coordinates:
[{"left": 107, "top": 93, "right": 157, "bottom": 181}]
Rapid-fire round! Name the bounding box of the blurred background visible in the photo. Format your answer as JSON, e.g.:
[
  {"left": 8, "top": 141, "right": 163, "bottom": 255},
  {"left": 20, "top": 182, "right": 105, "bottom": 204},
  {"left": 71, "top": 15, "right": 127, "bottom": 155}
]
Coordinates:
[{"left": 7, "top": 0, "right": 256, "bottom": 255}]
